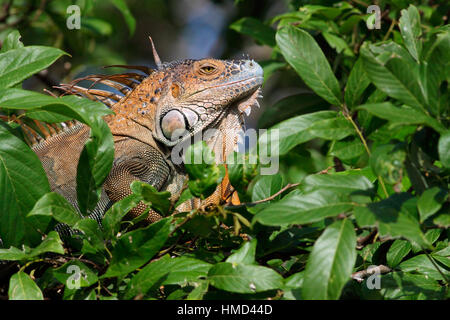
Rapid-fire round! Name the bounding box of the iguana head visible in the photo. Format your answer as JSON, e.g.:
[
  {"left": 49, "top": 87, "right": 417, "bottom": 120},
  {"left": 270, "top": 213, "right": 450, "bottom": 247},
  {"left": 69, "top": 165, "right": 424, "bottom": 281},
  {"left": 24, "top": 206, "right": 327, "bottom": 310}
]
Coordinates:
[
  {"left": 152, "top": 58, "right": 263, "bottom": 147},
  {"left": 61, "top": 39, "right": 263, "bottom": 156}
]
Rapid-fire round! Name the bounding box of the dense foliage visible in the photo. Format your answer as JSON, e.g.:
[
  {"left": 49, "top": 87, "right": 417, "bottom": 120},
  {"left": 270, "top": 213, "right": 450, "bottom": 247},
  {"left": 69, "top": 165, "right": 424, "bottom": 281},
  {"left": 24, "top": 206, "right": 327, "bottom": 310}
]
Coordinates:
[{"left": 0, "top": 0, "right": 449, "bottom": 300}]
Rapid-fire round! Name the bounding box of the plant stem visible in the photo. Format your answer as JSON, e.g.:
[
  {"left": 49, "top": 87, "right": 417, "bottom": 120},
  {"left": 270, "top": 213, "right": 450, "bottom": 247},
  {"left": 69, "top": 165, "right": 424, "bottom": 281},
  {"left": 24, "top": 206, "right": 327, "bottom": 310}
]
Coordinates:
[
  {"left": 383, "top": 19, "right": 397, "bottom": 41},
  {"left": 423, "top": 250, "right": 449, "bottom": 285},
  {"left": 342, "top": 105, "right": 389, "bottom": 198}
]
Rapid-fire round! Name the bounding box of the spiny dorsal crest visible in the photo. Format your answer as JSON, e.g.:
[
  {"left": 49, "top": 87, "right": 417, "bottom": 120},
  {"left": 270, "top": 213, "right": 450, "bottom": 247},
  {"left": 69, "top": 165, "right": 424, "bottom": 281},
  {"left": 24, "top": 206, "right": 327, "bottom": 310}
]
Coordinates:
[{"left": 5, "top": 37, "right": 164, "bottom": 146}]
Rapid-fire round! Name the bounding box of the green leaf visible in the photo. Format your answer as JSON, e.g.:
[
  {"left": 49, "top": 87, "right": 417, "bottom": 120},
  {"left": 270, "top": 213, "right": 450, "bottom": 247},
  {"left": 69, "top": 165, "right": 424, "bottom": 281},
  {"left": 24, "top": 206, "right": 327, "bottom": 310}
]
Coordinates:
[
  {"left": 0, "top": 30, "right": 24, "bottom": 53},
  {"left": 399, "top": 5, "right": 422, "bottom": 62},
  {"left": 438, "top": 131, "right": 450, "bottom": 168},
  {"left": 322, "top": 32, "right": 354, "bottom": 57},
  {"left": 124, "top": 255, "right": 212, "bottom": 299},
  {"left": 417, "top": 187, "right": 447, "bottom": 222},
  {"left": 102, "top": 194, "right": 142, "bottom": 239},
  {"left": 184, "top": 141, "right": 225, "bottom": 199},
  {"left": 387, "top": 240, "right": 412, "bottom": 268},
  {"left": 276, "top": 25, "right": 342, "bottom": 106},
  {"left": 124, "top": 254, "right": 172, "bottom": 299},
  {"left": 0, "top": 124, "right": 51, "bottom": 247},
  {"left": 284, "top": 271, "right": 304, "bottom": 289},
  {"left": 161, "top": 257, "right": 212, "bottom": 286},
  {"left": 433, "top": 211, "right": 450, "bottom": 228},
  {"left": 76, "top": 117, "right": 114, "bottom": 214},
  {"left": 0, "top": 46, "right": 66, "bottom": 88},
  {"left": 230, "top": 17, "right": 276, "bottom": 47},
  {"left": 226, "top": 239, "right": 257, "bottom": 265},
  {"left": 208, "top": 262, "right": 283, "bottom": 293},
  {"left": 226, "top": 151, "right": 258, "bottom": 195},
  {"left": 187, "top": 280, "right": 209, "bottom": 300},
  {"left": 425, "top": 229, "right": 442, "bottom": 246},
  {"left": 8, "top": 272, "right": 44, "bottom": 300},
  {"left": 27, "top": 192, "right": 81, "bottom": 227},
  {"left": 130, "top": 181, "right": 171, "bottom": 216},
  {"left": 0, "top": 231, "right": 64, "bottom": 261},
  {"left": 357, "top": 102, "right": 445, "bottom": 133},
  {"left": 110, "top": 0, "right": 136, "bottom": 35},
  {"left": 0, "top": 89, "right": 113, "bottom": 120},
  {"left": 302, "top": 172, "right": 374, "bottom": 194},
  {"left": 103, "top": 217, "right": 172, "bottom": 278},
  {"left": 302, "top": 219, "right": 356, "bottom": 300},
  {"left": 398, "top": 254, "right": 450, "bottom": 281},
  {"left": 254, "top": 190, "right": 353, "bottom": 226},
  {"left": 361, "top": 42, "right": 428, "bottom": 113},
  {"left": 354, "top": 193, "right": 430, "bottom": 248},
  {"left": 307, "top": 116, "right": 354, "bottom": 140},
  {"left": 423, "top": 30, "right": 449, "bottom": 115},
  {"left": 329, "top": 139, "right": 365, "bottom": 161},
  {"left": 0, "top": 247, "right": 27, "bottom": 261},
  {"left": 434, "top": 245, "right": 450, "bottom": 258},
  {"left": 251, "top": 174, "right": 283, "bottom": 202},
  {"left": 52, "top": 260, "right": 98, "bottom": 288},
  {"left": 344, "top": 58, "right": 370, "bottom": 109},
  {"left": 258, "top": 111, "right": 337, "bottom": 156},
  {"left": 377, "top": 271, "right": 445, "bottom": 300},
  {"left": 369, "top": 143, "right": 406, "bottom": 185},
  {"left": 73, "top": 218, "right": 105, "bottom": 252},
  {"left": 82, "top": 18, "right": 113, "bottom": 36}
]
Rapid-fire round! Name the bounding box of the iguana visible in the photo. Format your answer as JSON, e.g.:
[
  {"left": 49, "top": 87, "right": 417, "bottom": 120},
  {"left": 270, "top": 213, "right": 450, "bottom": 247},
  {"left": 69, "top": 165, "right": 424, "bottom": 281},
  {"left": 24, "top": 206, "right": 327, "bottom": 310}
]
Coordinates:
[{"left": 19, "top": 39, "right": 263, "bottom": 230}]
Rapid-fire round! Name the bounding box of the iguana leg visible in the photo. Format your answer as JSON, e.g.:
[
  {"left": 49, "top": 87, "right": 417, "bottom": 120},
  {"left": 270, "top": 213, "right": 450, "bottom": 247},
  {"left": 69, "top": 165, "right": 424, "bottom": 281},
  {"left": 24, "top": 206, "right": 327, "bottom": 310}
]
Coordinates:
[{"left": 104, "top": 140, "right": 170, "bottom": 223}]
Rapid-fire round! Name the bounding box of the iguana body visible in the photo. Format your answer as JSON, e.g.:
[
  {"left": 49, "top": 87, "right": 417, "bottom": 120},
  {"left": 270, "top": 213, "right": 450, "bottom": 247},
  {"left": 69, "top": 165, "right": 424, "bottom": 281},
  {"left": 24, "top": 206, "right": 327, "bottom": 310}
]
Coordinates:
[{"left": 30, "top": 42, "right": 263, "bottom": 226}]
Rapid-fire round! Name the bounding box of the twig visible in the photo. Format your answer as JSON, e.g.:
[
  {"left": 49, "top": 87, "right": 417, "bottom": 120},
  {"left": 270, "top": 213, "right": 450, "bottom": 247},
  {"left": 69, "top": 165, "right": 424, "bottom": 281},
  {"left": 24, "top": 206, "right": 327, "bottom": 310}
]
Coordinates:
[
  {"left": 383, "top": 19, "right": 397, "bottom": 41},
  {"left": 62, "top": 256, "right": 103, "bottom": 272},
  {"left": 356, "top": 229, "right": 378, "bottom": 250},
  {"left": 225, "top": 182, "right": 300, "bottom": 209},
  {"left": 423, "top": 250, "right": 449, "bottom": 284},
  {"left": 342, "top": 105, "right": 389, "bottom": 198},
  {"left": 349, "top": 0, "right": 369, "bottom": 8},
  {"left": 225, "top": 165, "right": 333, "bottom": 210},
  {"left": 158, "top": 231, "right": 186, "bottom": 256},
  {"left": 352, "top": 265, "right": 391, "bottom": 282}
]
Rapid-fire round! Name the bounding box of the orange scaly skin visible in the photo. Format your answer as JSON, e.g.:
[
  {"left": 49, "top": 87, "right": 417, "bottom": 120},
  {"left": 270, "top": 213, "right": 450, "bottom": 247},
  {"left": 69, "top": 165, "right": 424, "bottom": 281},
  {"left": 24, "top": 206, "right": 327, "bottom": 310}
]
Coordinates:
[{"left": 32, "top": 42, "right": 263, "bottom": 228}]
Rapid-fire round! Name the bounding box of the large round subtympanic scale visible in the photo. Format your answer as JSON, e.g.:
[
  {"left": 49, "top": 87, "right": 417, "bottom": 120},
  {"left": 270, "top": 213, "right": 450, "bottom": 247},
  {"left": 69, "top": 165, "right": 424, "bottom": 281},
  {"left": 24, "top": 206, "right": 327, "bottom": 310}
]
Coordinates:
[{"left": 161, "top": 110, "right": 187, "bottom": 141}]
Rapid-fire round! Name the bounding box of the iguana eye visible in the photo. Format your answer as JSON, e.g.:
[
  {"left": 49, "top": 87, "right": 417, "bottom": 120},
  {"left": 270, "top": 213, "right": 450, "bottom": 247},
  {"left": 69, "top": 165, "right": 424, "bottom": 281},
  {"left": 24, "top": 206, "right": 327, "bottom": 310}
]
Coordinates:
[
  {"left": 200, "top": 65, "right": 216, "bottom": 74},
  {"left": 161, "top": 110, "right": 187, "bottom": 141}
]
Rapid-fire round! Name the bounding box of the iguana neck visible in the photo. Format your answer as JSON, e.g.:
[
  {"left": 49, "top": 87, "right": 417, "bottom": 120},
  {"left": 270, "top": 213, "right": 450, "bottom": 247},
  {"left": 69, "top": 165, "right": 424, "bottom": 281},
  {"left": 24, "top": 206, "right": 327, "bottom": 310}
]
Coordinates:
[{"left": 105, "top": 72, "right": 167, "bottom": 148}]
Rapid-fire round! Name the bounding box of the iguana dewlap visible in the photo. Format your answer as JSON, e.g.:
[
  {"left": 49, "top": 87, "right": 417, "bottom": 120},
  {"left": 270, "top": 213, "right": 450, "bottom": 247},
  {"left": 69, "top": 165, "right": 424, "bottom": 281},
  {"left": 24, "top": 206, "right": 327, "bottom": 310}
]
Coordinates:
[{"left": 31, "top": 41, "right": 263, "bottom": 225}]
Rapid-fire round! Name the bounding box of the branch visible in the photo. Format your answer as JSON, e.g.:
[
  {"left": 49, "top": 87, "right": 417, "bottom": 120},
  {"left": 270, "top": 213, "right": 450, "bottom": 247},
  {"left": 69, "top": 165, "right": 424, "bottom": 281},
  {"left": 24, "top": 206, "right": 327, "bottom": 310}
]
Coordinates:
[
  {"left": 351, "top": 265, "right": 392, "bottom": 282},
  {"left": 342, "top": 105, "right": 389, "bottom": 198},
  {"left": 225, "top": 182, "right": 300, "bottom": 209},
  {"left": 356, "top": 229, "right": 378, "bottom": 250}
]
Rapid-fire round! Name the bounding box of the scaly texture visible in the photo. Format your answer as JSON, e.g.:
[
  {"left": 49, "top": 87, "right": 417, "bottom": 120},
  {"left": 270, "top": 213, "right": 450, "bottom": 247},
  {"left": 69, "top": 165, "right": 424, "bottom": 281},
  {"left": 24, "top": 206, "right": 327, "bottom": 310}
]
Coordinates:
[{"left": 30, "top": 40, "right": 264, "bottom": 229}]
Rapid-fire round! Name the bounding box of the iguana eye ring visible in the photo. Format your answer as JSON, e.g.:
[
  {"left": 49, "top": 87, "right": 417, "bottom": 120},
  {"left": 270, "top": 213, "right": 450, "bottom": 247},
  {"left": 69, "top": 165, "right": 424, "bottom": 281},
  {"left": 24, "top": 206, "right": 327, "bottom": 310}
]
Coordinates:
[{"left": 161, "top": 110, "right": 187, "bottom": 141}]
